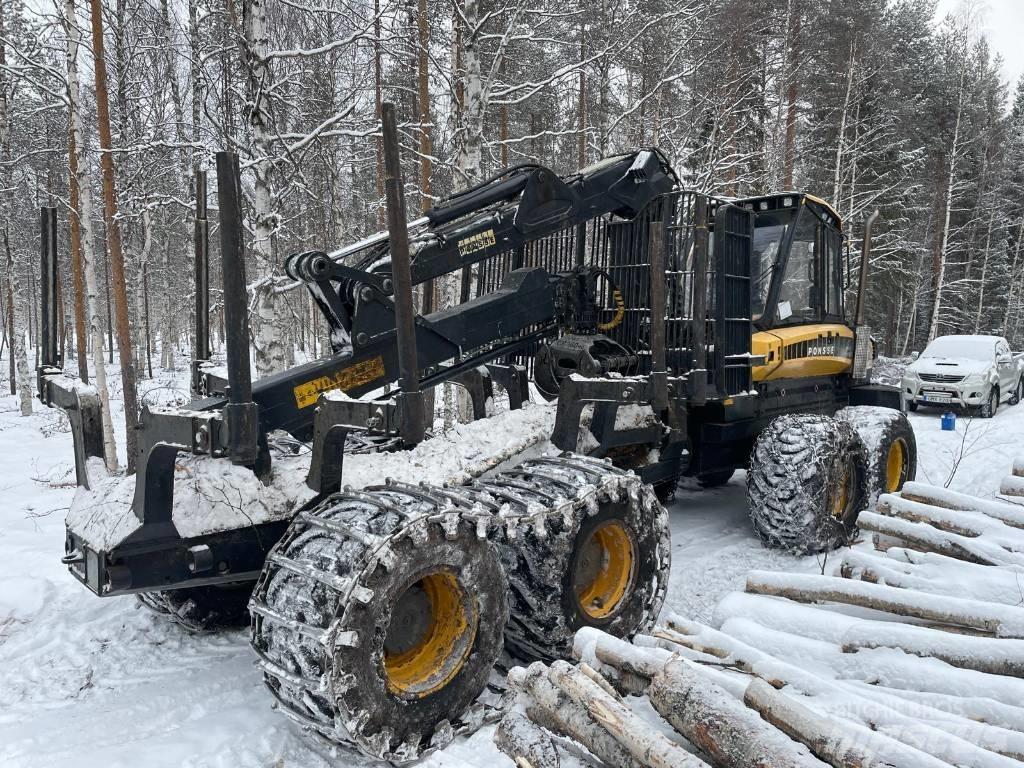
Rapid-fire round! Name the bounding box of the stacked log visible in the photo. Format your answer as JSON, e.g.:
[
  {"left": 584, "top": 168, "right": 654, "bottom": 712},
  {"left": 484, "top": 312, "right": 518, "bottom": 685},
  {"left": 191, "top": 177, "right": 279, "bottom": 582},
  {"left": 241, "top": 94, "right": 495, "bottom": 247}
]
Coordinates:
[{"left": 497, "top": 462, "right": 1024, "bottom": 767}]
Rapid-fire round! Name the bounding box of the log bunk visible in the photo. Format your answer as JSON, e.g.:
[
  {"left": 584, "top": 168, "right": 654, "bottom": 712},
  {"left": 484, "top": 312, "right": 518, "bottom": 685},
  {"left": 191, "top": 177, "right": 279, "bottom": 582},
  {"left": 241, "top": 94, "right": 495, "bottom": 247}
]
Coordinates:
[{"left": 495, "top": 459, "right": 1024, "bottom": 767}]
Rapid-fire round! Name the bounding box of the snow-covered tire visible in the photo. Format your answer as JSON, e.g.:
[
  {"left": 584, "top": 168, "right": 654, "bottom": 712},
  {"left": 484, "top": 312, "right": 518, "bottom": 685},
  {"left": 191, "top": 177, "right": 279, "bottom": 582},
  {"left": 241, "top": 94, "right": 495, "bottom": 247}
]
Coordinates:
[
  {"left": 1010, "top": 378, "right": 1023, "bottom": 406},
  {"left": 137, "top": 582, "right": 254, "bottom": 631},
  {"left": 979, "top": 386, "right": 999, "bottom": 418},
  {"left": 470, "top": 456, "right": 670, "bottom": 662},
  {"left": 250, "top": 486, "right": 508, "bottom": 763},
  {"left": 836, "top": 406, "right": 916, "bottom": 508},
  {"left": 747, "top": 414, "right": 866, "bottom": 554}
]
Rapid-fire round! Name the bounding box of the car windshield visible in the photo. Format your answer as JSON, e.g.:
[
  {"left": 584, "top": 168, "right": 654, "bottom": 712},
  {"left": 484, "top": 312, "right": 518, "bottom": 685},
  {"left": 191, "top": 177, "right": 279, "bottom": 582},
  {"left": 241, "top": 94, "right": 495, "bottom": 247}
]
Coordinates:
[{"left": 921, "top": 336, "right": 994, "bottom": 362}]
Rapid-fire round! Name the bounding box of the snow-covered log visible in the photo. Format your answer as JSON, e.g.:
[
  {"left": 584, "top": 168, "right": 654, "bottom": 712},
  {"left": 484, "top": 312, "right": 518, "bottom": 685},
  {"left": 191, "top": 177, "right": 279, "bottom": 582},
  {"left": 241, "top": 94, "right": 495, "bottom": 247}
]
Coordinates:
[
  {"left": 876, "top": 493, "right": 1024, "bottom": 551},
  {"left": 745, "top": 569, "right": 1024, "bottom": 637},
  {"left": 900, "top": 481, "right": 1024, "bottom": 529},
  {"left": 547, "top": 660, "right": 711, "bottom": 768},
  {"left": 675, "top": 611, "right": 1024, "bottom": 766},
  {"left": 509, "top": 661, "right": 710, "bottom": 768},
  {"left": 573, "top": 625, "right": 674, "bottom": 693},
  {"left": 742, "top": 678, "right": 950, "bottom": 768},
  {"left": 846, "top": 682, "right": 1024, "bottom": 734},
  {"left": 841, "top": 621, "right": 1024, "bottom": 677},
  {"left": 840, "top": 548, "right": 1024, "bottom": 606},
  {"left": 647, "top": 658, "right": 827, "bottom": 768},
  {"left": 1000, "top": 475, "right": 1024, "bottom": 499},
  {"left": 508, "top": 663, "right": 648, "bottom": 768},
  {"left": 663, "top": 614, "right": 983, "bottom": 766},
  {"left": 494, "top": 712, "right": 560, "bottom": 768},
  {"left": 859, "top": 511, "right": 1023, "bottom": 565},
  {"left": 746, "top": 569, "right": 1019, "bottom": 631}
]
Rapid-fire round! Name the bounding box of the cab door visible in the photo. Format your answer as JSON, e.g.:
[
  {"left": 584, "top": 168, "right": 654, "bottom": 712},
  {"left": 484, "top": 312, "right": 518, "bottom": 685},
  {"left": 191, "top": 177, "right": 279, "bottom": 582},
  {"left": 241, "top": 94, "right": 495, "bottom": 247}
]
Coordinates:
[{"left": 751, "top": 202, "right": 853, "bottom": 382}]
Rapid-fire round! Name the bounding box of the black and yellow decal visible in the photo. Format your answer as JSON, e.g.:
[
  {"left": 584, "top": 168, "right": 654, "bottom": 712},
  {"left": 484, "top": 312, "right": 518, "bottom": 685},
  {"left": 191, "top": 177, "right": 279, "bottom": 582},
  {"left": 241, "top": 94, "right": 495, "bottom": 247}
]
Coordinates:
[
  {"left": 293, "top": 355, "right": 386, "bottom": 408},
  {"left": 752, "top": 324, "right": 854, "bottom": 382},
  {"left": 457, "top": 228, "right": 496, "bottom": 257}
]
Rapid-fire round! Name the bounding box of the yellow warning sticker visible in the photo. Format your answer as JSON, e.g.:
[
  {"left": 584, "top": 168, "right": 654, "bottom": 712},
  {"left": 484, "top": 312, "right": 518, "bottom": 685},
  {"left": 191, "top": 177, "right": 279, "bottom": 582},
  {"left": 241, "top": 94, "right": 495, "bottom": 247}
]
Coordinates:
[
  {"left": 457, "top": 228, "right": 496, "bottom": 257},
  {"left": 293, "top": 356, "right": 386, "bottom": 409}
]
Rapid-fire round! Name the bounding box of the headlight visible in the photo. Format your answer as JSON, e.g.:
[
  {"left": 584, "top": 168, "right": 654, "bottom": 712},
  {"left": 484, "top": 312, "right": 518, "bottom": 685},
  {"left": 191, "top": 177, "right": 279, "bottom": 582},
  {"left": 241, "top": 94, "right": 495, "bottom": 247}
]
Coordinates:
[
  {"left": 902, "top": 371, "right": 918, "bottom": 382},
  {"left": 963, "top": 373, "right": 986, "bottom": 385}
]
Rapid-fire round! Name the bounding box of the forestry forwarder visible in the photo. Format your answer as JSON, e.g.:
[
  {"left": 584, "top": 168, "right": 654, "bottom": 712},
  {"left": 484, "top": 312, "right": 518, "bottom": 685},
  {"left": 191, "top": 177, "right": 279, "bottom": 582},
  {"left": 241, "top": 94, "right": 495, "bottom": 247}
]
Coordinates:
[{"left": 36, "top": 104, "right": 912, "bottom": 762}]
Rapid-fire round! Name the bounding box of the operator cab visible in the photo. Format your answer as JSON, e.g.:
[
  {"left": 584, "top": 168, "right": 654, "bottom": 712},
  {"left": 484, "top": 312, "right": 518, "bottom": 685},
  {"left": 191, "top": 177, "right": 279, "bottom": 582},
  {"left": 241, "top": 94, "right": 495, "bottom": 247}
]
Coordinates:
[{"left": 737, "top": 193, "right": 845, "bottom": 331}]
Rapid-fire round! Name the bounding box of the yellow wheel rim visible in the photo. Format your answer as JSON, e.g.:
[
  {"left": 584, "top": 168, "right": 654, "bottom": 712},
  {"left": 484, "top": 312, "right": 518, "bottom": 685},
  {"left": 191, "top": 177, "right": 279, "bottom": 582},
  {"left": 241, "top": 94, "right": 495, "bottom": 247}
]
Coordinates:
[
  {"left": 383, "top": 570, "right": 477, "bottom": 697},
  {"left": 885, "top": 438, "right": 908, "bottom": 493},
  {"left": 574, "top": 521, "right": 636, "bottom": 620}
]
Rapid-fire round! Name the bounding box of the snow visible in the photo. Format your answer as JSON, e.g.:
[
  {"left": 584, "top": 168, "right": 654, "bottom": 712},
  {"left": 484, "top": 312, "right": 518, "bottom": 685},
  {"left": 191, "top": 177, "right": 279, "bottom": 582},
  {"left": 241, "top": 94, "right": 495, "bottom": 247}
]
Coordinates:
[
  {"left": 5, "top": 352, "right": 1024, "bottom": 767},
  {"left": 920, "top": 334, "right": 1002, "bottom": 361}
]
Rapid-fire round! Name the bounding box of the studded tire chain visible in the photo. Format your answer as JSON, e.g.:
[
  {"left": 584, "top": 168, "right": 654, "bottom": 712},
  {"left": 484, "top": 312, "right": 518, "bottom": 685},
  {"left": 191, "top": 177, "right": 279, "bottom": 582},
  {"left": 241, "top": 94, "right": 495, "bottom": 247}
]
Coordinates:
[{"left": 248, "top": 453, "right": 671, "bottom": 763}]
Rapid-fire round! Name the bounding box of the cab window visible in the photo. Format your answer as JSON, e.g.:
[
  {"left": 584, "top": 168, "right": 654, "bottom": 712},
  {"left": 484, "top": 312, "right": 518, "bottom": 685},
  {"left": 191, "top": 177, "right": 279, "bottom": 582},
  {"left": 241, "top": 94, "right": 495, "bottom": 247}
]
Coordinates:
[
  {"left": 776, "top": 207, "right": 818, "bottom": 324},
  {"left": 823, "top": 227, "right": 843, "bottom": 320},
  {"left": 751, "top": 211, "right": 793, "bottom": 321}
]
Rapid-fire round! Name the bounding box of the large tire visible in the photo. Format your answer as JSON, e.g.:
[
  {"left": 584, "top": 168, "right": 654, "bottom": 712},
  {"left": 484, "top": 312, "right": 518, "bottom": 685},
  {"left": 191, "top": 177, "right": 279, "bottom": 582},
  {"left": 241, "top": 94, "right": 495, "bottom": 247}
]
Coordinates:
[
  {"left": 836, "top": 406, "right": 917, "bottom": 508},
  {"left": 250, "top": 486, "right": 508, "bottom": 763},
  {"left": 747, "top": 414, "right": 866, "bottom": 554},
  {"left": 470, "top": 455, "right": 670, "bottom": 662},
  {"left": 137, "top": 582, "right": 254, "bottom": 630}
]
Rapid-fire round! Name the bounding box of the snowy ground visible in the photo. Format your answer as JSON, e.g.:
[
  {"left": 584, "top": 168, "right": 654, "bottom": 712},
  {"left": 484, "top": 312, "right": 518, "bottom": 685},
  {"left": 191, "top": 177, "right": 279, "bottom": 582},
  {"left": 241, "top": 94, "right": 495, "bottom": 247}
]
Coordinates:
[{"left": 2, "top": 358, "right": 1023, "bottom": 768}]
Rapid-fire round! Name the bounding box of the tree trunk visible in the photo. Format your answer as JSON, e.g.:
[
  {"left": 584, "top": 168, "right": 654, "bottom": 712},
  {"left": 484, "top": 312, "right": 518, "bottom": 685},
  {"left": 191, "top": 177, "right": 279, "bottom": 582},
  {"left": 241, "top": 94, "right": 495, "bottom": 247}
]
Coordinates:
[
  {"left": 928, "top": 40, "right": 967, "bottom": 343},
  {"left": 782, "top": 0, "right": 800, "bottom": 190},
  {"left": 417, "top": 0, "right": 432, "bottom": 212},
  {"left": 2, "top": 231, "right": 32, "bottom": 416},
  {"left": 243, "top": 0, "right": 286, "bottom": 377},
  {"left": 373, "top": 0, "right": 384, "bottom": 225},
  {"left": 88, "top": 0, "right": 138, "bottom": 472},
  {"left": 67, "top": 0, "right": 118, "bottom": 471},
  {"left": 67, "top": 127, "right": 89, "bottom": 383},
  {"left": 577, "top": 24, "right": 586, "bottom": 167}
]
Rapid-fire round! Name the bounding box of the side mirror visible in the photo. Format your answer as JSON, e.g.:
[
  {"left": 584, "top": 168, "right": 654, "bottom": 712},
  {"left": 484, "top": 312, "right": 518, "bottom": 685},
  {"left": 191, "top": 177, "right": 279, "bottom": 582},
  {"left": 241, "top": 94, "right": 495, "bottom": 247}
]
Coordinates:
[
  {"left": 998, "top": 354, "right": 1012, "bottom": 364},
  {"left": 910, "top": 351, "right": 920, "bottom": 361}
]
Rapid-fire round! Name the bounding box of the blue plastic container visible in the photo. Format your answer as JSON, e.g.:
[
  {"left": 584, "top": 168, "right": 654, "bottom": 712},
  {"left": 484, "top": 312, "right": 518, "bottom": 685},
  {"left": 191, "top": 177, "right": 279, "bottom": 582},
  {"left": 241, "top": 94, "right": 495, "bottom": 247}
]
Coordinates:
[{"left": 941, "top": 411, "right": 956, "bottom": 431}]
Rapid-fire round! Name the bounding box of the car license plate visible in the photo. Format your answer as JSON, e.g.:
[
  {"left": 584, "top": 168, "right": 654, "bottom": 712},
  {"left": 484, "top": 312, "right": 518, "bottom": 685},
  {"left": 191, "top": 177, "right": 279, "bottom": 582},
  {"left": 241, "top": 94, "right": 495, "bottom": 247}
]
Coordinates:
[{"left": 923, "top": 394, "right": 951, "bottom": 403}]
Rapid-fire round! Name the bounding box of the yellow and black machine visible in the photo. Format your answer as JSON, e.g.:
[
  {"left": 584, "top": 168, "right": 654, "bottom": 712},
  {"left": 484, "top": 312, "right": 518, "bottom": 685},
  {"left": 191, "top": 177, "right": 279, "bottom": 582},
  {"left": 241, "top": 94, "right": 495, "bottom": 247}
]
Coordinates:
[
  {"left": 39, "top": 120, "right": 913, "bottom": 763},
  {"left": 547, "top": 188, "right": 915, "bottom": 552}
]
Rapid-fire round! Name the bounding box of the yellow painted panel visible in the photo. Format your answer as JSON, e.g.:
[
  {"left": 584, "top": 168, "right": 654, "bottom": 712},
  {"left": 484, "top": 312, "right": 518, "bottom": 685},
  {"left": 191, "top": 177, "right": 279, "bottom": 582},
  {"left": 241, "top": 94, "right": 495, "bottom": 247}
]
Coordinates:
[
  {"left": 293, "top": 355, "right": 386, "bottom": 408},
  {"left": 751, "top": 324, "right": 854, "bottom": 382}
]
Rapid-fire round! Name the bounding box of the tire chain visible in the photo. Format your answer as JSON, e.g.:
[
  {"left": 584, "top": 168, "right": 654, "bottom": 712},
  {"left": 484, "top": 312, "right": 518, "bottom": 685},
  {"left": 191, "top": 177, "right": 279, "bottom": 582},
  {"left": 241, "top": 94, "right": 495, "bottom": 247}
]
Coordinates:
[{"left": 248, "top": 453, "right": 666, "bottom": 763}]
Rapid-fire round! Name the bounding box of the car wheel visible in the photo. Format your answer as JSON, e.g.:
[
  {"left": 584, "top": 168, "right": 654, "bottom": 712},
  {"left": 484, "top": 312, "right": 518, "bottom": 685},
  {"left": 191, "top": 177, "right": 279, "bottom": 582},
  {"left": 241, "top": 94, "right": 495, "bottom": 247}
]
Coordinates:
[
  {"left": 908, "top": 400, "right": 918, "bottom": 412},
  {"left": 979, "top": 387, "right": 999, "bottom": 419},
  {"left": 1010, "top": 378, "right": 1024, "bottom": 406}
]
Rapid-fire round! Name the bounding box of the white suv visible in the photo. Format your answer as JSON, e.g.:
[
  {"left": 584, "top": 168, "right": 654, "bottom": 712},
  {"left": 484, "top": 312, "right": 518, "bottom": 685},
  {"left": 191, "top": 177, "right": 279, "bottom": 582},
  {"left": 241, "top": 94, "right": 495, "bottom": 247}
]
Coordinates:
[{"left": 902, "top": 335, "right": 1024, "bottom": 418}]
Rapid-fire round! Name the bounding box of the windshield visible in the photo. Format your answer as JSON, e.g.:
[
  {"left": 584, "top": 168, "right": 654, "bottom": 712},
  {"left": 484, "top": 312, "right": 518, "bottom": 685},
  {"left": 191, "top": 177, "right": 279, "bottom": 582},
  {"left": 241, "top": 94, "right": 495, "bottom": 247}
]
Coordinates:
[{"left": 922, "top": 336, "right": 995, "bottom": 362}]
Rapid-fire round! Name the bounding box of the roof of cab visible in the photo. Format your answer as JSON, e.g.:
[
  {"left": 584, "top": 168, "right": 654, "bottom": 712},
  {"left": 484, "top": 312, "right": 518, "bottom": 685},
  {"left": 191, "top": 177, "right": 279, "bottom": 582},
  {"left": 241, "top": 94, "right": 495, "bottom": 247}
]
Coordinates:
[{"left": 732, "top": 191, "right": 843, "bottom": 232}]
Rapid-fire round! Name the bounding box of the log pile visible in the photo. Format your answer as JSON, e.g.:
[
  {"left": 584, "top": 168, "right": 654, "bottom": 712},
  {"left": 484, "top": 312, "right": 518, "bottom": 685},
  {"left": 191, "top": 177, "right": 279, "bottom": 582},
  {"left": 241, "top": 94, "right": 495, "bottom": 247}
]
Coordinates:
[{"left": 496, "top": 463, "right": 1024, "bottom": 767}]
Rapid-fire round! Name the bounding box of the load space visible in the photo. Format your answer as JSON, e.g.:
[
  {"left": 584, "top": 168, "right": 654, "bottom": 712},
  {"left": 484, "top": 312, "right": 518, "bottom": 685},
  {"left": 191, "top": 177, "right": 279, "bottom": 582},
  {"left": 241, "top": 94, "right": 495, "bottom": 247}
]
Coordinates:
[{"left": 35, "top": 112, "right": 911, "bottom": 762}]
